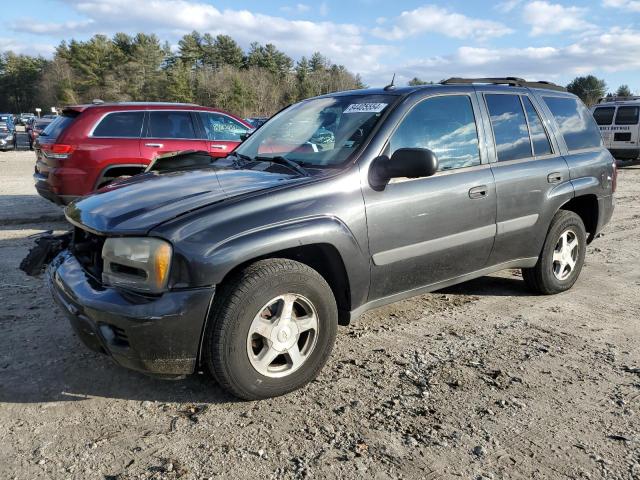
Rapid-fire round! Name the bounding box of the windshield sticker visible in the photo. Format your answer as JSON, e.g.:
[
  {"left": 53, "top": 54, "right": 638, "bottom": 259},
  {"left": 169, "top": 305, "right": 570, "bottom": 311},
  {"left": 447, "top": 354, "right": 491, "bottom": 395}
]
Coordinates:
[{"left": 343, "top": 103, "right": 387, "bottom": 114}]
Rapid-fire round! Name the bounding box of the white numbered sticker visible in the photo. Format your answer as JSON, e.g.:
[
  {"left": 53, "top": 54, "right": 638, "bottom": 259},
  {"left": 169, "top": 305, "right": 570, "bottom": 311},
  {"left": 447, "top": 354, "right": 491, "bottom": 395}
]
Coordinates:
[{"left": 343, "top": 103, "right": 387, "bottom": 114}]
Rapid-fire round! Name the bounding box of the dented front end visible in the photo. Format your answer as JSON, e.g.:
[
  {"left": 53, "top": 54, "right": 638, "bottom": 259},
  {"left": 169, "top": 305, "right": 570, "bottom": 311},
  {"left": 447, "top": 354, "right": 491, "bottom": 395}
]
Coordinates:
[{"left": 46, "top": 250, "right": 214, "bottom": 376}]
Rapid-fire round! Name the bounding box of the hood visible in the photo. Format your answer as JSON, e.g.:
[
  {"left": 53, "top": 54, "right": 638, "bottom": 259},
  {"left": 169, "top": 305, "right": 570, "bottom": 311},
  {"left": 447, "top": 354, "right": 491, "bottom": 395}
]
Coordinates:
[{"left": 66, "top": 167, "right": 299, "bottom": 235}]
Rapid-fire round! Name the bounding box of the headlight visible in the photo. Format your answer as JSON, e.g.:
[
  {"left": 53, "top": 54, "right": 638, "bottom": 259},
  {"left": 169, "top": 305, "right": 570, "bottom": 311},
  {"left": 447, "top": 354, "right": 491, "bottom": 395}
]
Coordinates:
[{"left": 102, "top": 237, "right": 172, "bottom": 293}]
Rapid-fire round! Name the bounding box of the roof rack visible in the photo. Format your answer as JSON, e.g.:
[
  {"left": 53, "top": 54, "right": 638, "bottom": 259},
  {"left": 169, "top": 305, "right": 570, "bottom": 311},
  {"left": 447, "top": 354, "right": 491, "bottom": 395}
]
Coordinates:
[
  {"left": 597, "top": 96, "right": 640, "bottom": 104},
  {"left": 441, "top": 77, "right": 566, "bottom": 92}
]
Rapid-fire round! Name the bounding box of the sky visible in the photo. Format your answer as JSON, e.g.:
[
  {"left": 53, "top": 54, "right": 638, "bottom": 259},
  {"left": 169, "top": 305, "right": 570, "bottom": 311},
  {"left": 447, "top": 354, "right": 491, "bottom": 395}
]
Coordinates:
[{"left": 2, "top": 0, "right": 640, "bottom": 92}]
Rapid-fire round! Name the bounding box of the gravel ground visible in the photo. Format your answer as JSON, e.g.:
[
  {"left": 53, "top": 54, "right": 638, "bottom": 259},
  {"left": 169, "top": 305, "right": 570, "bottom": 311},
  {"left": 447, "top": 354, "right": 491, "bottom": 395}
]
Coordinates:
[{"left": 0, "top": 151, "right": 639, "bottom": 479}]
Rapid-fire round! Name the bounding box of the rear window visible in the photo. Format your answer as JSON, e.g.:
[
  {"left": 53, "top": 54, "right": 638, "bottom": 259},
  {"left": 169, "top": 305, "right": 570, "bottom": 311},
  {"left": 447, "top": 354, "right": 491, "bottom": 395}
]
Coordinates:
[
  {"left": 42, "top": 115, "right": 76, "bottom": 140},
  {"left": 615, "top": 106, "right": 639, "bottom": 125},
  {"left": 593, "top": 107, "right": 615, "bottom": 126},
  {"left": 93, "top": 111, "right": 144, "bottom": 138},
  {"left": 543, "top": 96, "right": 601, "bottom": 151}
]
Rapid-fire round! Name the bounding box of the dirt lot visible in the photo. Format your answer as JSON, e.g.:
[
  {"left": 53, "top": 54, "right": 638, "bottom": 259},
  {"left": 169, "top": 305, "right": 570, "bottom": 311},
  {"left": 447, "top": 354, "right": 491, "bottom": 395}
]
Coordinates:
[{"left": 1, "top": 150, "right": 639, "bottom": 480}]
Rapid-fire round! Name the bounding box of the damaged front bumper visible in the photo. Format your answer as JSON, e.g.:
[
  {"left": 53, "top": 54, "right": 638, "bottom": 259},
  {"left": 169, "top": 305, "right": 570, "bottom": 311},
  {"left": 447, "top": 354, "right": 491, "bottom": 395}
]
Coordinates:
[{"left": 47, "top": 251, "right": 215, "bottom": 377}]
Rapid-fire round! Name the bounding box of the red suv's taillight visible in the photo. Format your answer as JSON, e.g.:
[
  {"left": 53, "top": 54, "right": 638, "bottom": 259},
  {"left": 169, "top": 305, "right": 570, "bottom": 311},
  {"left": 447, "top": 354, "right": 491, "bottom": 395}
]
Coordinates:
[
  {"left": 42, "top": 143, "right": 76, "bottom": 159},
  {"left": 612, "top": 160, "right": 617, "bottom": 193}
]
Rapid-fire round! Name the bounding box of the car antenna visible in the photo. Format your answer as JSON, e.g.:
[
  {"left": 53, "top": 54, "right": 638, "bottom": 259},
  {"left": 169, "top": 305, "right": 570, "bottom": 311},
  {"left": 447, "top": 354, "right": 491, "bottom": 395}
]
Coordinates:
[{"left": 384, "top": 73, "right": 396, "bottom": 91}]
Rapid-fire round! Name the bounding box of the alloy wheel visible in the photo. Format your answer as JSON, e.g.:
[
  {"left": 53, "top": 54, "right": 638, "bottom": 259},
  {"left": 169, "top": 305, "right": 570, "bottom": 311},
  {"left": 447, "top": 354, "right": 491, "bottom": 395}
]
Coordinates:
[
  {"left": 552, "top": 229, "right": 579, "bottom": 281},
  {"left": 246, "top": 294, "right": 319, "bottom": 378}
]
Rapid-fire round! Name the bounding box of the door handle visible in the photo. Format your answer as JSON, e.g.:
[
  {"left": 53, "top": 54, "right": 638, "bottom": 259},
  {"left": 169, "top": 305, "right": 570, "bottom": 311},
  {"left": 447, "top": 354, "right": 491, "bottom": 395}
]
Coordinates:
[
  {"left": 211, "top": 144, "right": 227, "bottom": 150},
  {"left": 469, "top": 185, "right": 488, "bottom": 199},
  {"left": 144, "top": 143, "right": 163, "bottom": 148},
  {"left": 547, "top": 172, "right": 563, "bottom": 183}
]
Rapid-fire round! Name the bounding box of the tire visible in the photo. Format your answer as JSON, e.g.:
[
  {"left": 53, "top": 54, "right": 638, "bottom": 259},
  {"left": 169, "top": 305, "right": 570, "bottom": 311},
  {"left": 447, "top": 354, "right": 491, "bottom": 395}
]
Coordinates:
[
  {"left": 522, "top": 210, "right": 587, "bottom": 295},
  {"left": 203, "top": 259, "right": 338, "bottom": 400}
]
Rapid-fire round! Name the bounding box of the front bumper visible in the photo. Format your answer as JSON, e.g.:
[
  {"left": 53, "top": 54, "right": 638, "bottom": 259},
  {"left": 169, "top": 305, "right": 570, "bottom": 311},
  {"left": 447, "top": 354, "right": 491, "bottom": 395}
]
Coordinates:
[{"left": 47, "top": 251, "right": 214, "bottom": 376}]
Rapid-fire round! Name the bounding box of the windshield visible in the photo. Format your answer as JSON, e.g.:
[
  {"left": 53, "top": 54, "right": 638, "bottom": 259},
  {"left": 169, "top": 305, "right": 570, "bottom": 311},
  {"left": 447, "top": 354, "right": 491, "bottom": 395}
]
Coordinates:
[{"left": 235, "top": 94, "right": 395, "bottom": 168}]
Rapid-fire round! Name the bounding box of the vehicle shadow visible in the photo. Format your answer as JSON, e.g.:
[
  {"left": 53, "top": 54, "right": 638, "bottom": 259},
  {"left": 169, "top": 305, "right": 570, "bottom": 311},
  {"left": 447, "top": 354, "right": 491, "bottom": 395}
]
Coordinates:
[{"left": 437, "top": 272, "right": 533, "bottom": 297}]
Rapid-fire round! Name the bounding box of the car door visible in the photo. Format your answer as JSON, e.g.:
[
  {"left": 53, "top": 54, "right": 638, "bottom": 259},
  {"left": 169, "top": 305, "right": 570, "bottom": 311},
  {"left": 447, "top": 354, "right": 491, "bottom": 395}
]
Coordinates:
[
  {"left": 362, "top": 93, "right": 497, "bottom": 300},
  {"left": 140, "top": 110, "right": 207, "bottom": 161},
  {"left": 479, "top": 91, "right": 571, "bottom": 265},
  {"left": 197, "top": 111, "right": 250, "bottom": 158}
]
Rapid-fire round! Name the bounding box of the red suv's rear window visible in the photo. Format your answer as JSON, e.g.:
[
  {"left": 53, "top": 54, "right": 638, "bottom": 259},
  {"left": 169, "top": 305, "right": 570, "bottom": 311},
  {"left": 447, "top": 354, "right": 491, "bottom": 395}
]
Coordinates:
[{"left": 41, "top": 114, "right": 78, "bottom": 141}]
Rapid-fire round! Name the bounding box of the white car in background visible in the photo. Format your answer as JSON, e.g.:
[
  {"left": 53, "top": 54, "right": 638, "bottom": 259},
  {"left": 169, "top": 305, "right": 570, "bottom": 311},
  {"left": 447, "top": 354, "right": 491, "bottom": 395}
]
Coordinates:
[{"left": 592, "top": 96, "right": 640, "bottom": 163}]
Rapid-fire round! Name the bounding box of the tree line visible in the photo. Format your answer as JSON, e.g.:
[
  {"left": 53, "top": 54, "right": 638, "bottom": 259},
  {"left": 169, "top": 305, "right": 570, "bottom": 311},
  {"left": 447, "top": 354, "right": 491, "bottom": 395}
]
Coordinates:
[{"left": 0, "top": 32, "right": 364, "bottom": 117}]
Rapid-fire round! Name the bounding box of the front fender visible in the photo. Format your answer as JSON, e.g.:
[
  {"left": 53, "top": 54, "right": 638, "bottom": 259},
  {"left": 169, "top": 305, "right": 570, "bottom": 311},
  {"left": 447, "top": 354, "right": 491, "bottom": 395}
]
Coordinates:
[{"left": 174, "top": 215, "right": 370, "bottom": 309}]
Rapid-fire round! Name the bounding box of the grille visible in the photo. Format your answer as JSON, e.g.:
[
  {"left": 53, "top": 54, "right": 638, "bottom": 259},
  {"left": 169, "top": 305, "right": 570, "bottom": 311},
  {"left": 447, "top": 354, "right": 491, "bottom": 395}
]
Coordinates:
[
  {"left": 72, "top": 227, "right": 105, "bottom": 280},
  {"left": 614, "top": 132, "right": 632, "bottom": 142}
]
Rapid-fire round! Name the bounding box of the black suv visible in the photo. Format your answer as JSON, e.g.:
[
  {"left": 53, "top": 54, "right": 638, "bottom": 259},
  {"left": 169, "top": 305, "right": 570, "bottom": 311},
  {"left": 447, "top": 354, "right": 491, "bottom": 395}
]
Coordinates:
[{"left": 47, "top": 78, "right": 616, "bottom": 399}]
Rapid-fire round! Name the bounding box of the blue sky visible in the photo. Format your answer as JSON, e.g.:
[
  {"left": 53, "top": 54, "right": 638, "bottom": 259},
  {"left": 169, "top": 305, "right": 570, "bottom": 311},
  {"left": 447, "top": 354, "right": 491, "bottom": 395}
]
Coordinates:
[{"left": 2, "top": 0, "right": 640, "bottom": 92}]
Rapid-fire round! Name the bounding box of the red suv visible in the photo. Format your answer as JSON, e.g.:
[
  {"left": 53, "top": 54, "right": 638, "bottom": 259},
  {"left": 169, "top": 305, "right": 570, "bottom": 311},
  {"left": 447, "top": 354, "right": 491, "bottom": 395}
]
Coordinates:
[{"left": 34, "top": 103, "right": 252, "bottom": 204}]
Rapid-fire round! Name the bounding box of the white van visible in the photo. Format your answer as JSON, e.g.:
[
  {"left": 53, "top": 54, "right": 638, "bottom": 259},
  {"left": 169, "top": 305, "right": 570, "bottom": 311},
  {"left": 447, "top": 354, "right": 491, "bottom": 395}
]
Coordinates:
[{"left": 592, "top": 96, "right": 640, "bottom": 161}]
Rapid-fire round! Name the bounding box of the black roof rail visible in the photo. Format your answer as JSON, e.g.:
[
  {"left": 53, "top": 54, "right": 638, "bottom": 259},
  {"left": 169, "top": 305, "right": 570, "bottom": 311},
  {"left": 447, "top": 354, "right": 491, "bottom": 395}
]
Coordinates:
[{"left": 441, "top": 77, "right": 567, "bottom": 92}]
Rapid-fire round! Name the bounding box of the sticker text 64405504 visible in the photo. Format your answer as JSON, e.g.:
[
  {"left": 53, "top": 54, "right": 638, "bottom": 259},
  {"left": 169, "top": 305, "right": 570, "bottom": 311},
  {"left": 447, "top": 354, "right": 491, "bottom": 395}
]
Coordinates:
[{"left": 343, "top": 103, "right": 388, "bottom": 114}]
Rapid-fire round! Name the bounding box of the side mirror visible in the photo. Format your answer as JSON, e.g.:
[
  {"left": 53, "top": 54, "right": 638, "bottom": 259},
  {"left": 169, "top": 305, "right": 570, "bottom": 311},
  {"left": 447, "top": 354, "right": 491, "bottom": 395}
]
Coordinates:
[{"left": 369, "top": 148, "right": 438, "bottom": 189}]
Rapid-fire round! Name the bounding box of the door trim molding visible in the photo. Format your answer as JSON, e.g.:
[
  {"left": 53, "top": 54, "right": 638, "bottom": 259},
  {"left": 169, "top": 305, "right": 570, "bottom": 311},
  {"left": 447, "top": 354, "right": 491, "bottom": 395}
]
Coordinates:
[
  {"left": 371, "top": 224, "right": 496, "bottom": 266},
  {"left": 496, "top": 214, "right": 539, "bottom": 235}
]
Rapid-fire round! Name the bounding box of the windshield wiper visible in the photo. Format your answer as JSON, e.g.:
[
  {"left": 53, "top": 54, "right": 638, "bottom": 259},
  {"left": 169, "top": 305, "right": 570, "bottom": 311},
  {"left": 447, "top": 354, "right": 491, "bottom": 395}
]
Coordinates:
[{"left": 255, "top": 155, "right": 311, "bottom": 177}]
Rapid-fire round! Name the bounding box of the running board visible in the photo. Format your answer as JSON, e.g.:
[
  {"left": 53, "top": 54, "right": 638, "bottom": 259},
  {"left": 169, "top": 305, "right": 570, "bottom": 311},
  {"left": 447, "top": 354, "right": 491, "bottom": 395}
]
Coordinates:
[{"left": 348, "top": 257, "right": 538, "bottom": 322}]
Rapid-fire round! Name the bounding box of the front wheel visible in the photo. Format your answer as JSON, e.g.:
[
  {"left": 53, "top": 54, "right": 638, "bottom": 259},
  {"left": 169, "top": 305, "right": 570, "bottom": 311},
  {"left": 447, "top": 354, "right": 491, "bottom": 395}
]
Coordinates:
[
  {"left": 522, "top": 210, "right": 587, "bottom": 295},
  {"left": 203, "top": 259, "right": 338, "bottom": 400}
]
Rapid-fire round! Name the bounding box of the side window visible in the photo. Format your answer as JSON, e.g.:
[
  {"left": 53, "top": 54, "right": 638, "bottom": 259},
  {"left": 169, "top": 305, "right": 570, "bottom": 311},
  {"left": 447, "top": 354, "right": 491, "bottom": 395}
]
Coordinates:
[
  {"left": 389, "top": 95, "right": 481, "bottom": 171},
  {"left": 543, "top": 96, "right": 602, "bottom": 151},
  {"left": 199, "top": 112, "right": 249, "bottom": 141},
  {"left": 485, "top": 94, "right": 532, "bottom": 162},
  {"left": 522, "top": 97, "right": 552, "bottom": 156},
  {"left": 147, "top": 111, "right": 196, "bottom": 139},
  {"left": 593, "top": 107, "right": 615, "bottom": 126},
  {"left": 92, "top": 112, "right": 144, "bottom": 138},
  {"left": 615, "top": 106, "right": 639, "bottom": 125}
]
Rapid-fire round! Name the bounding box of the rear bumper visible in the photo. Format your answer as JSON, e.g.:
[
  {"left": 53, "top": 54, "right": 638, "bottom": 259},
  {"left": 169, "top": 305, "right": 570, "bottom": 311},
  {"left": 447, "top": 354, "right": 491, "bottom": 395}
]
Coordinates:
[
  {"left": 608, "top": 147, "right": 639, "bottom": 160},
  {"left": 595, "top": 194, "right": 615, "bottom": 238},
  {"left": 47, "top": 251, "right": 215, "bottom": 376},
  {"left": 34, "top": 172, "right": 78, "bottom": 205}
]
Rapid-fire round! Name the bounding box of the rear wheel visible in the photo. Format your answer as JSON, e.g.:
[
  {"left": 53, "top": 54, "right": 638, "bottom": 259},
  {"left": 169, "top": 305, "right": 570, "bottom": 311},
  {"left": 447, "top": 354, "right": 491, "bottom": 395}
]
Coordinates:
[
  {"left": 522, "top": 210, "right": 586, "bottom": 295},
  {"left": 203, "top": 259, "right": 338, "bottom": 400}
]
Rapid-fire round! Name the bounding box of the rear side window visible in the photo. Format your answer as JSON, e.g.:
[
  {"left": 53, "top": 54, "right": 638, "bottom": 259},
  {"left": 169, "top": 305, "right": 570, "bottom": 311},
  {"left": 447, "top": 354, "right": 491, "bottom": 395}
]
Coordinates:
[
  {"left": 147, "top": 111, "right": 196, "bottom": 139},
  {"left": 543, "top": 96, "right": 601, "bottom": 151},
  {"left": 199, "top": 112, "right": 248, "bottom": 141},
  {"left": 42, "top": 115, "right": 77, "bottom": 140},
  {"left": 522, "top": 97, "right": 552, "bottom": 156},
  {"left": 93, "top": 112, "right": 144, "bottom": 138},
  {"left": 485, "top": 94, "right": 532, "bottom": 162},
  {"left": 593, "top": 107, "right": 615, "bottom": 125},
  {"left": 389, "top": 95, "right": 481, "bottom": 171},
  {"left": 615, "top": 106, "right": 639, "bottom": 125}
]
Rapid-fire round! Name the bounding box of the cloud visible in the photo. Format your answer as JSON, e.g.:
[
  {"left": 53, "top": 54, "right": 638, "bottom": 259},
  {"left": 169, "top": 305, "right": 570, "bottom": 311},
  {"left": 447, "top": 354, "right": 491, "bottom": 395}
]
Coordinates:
[
  {"left": 10, "top": 0, "right": 391, "bottom": 75},
  {"left": 280, "top": 3, "right": 310, "bottom": 14},
  {"left": 602, "top": 0, "right": 640, "bottom": 11},
  {"left": 380, "top": 27, "right": 640, "bottom": 86},
  {"left": 0, "top": 37, "right": 55, "bottom": 56},
  {"left": 494, "top": 0, "right": 522, "bottom": 12},
  {"left": 371, "top": 5, "right": 513, "bottom": 41},
  {"left": 11, "top": 18, "right": 95, "bottom": 35},
  {"left": 523, "top": 1, "right": 595, "bottom": 36}
]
